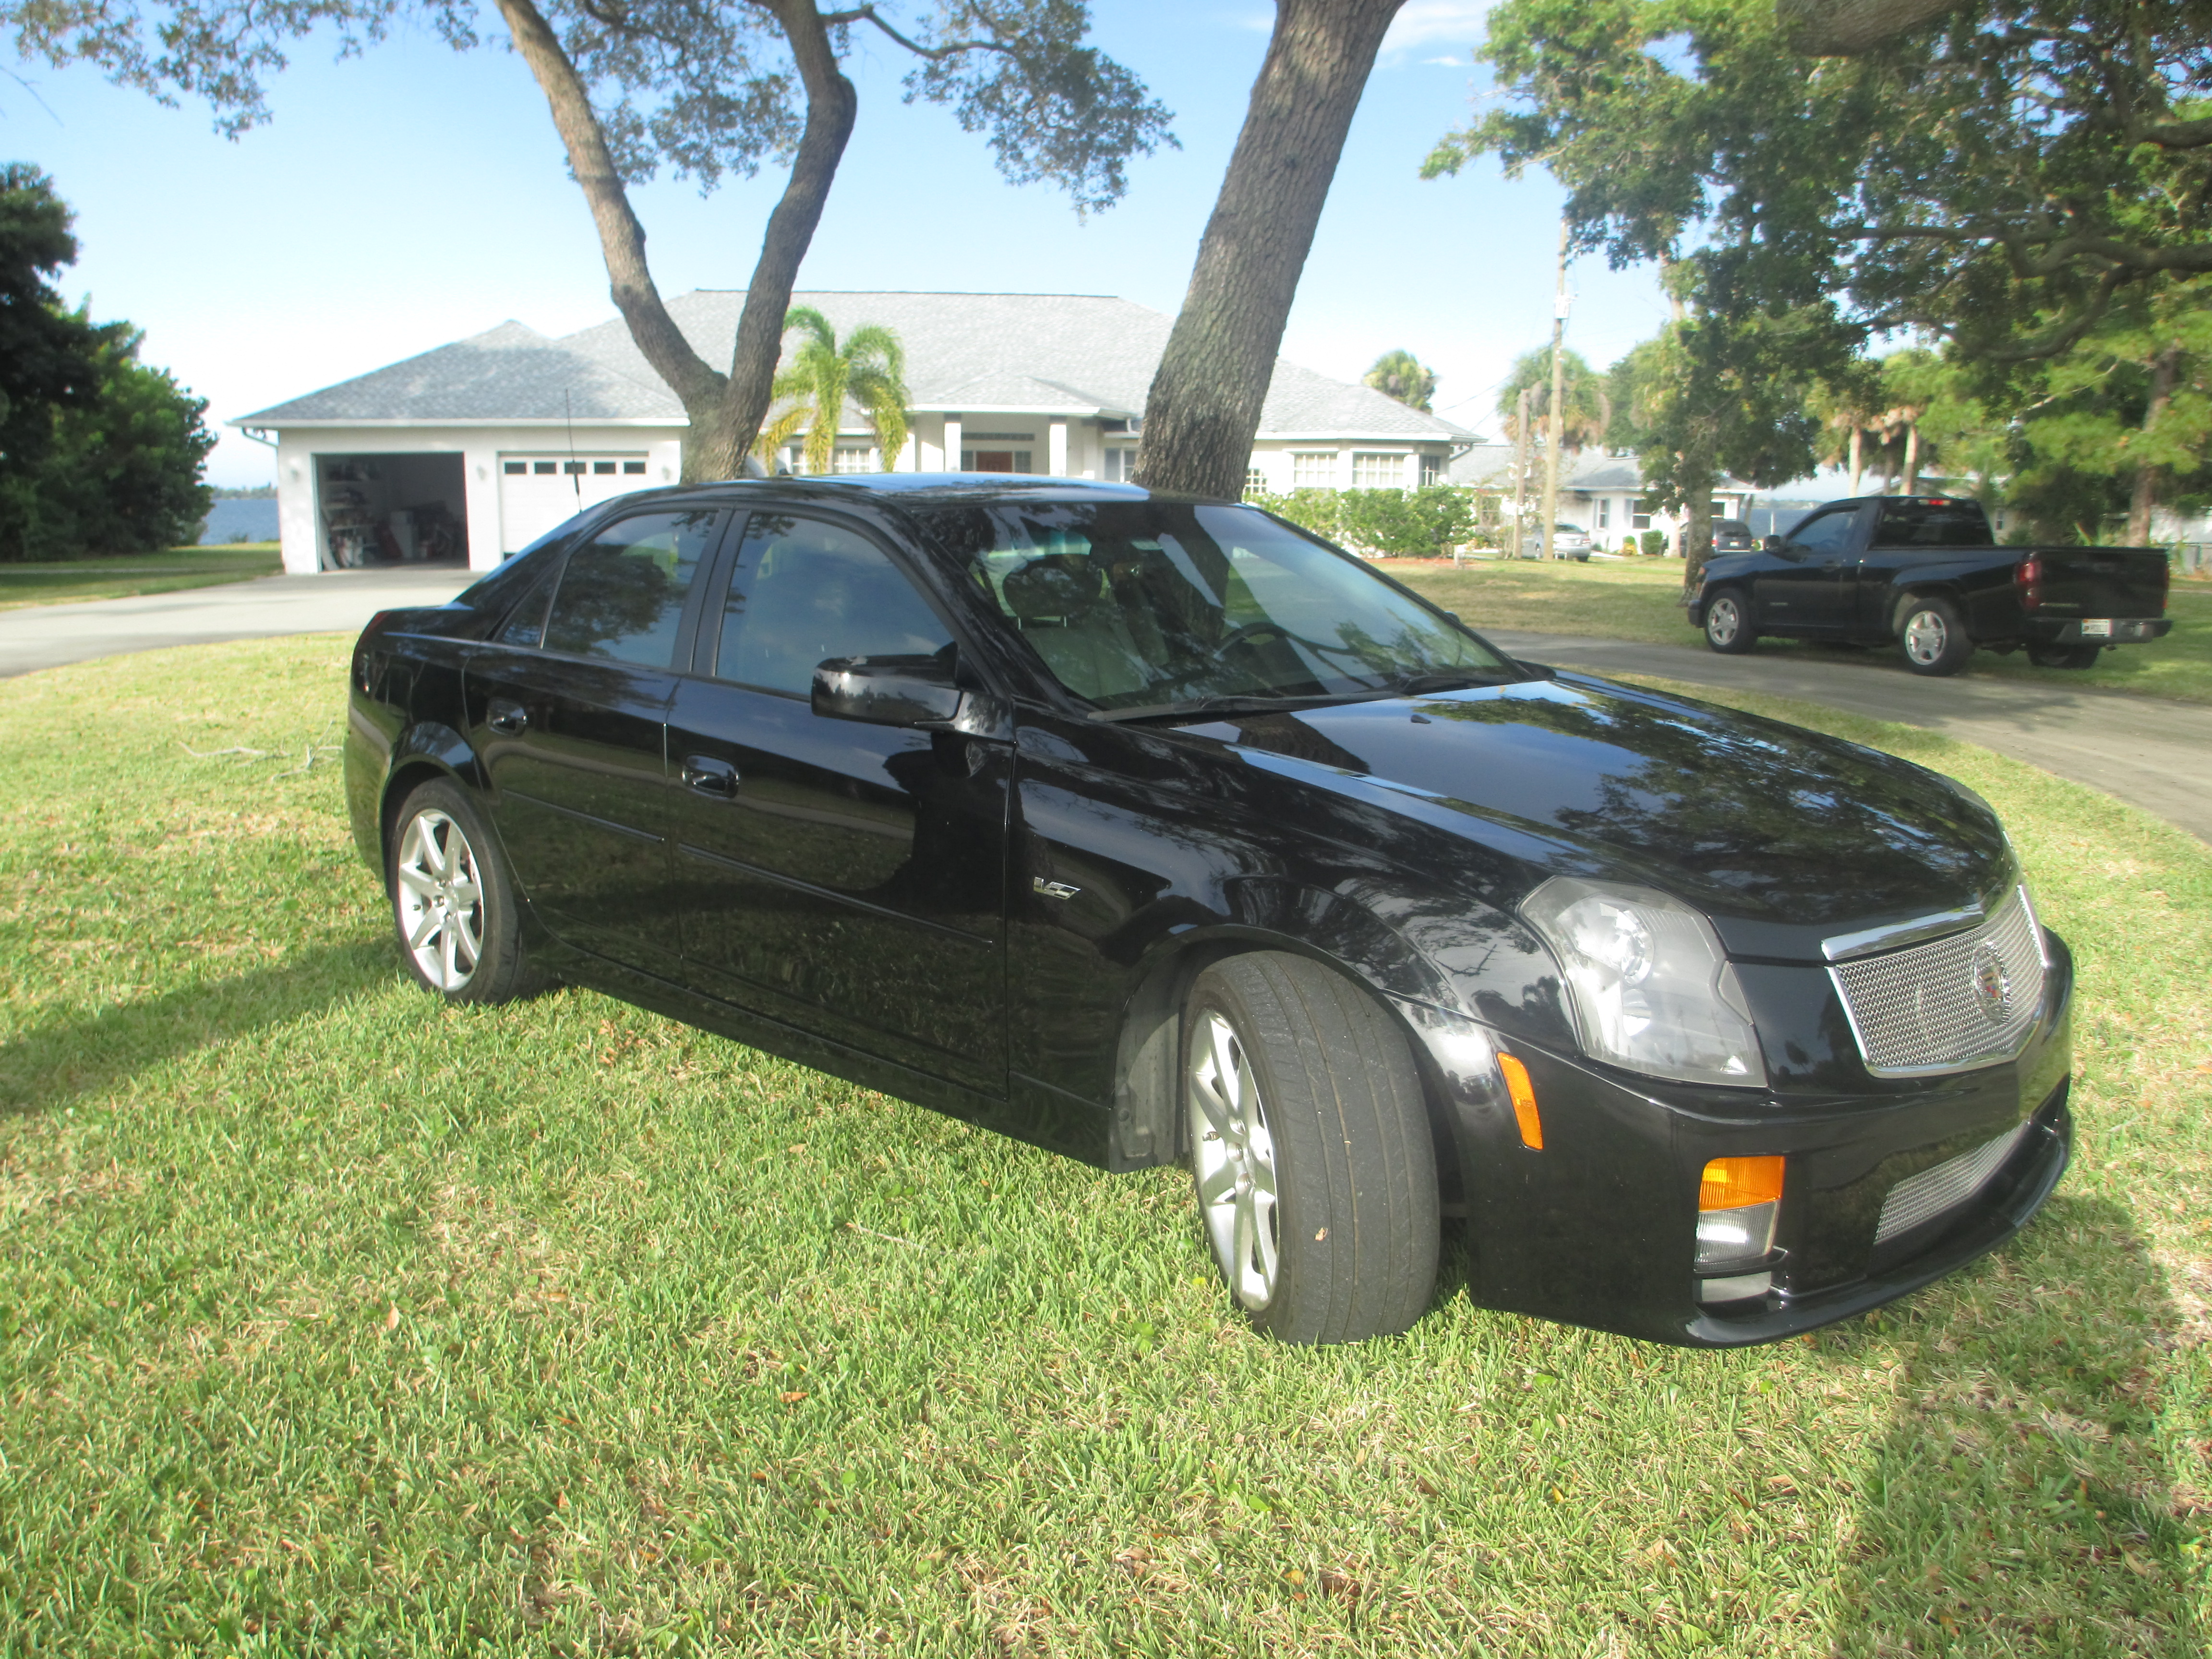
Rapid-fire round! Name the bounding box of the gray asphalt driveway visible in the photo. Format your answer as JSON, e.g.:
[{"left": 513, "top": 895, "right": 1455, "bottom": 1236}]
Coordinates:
[
  {"left": 0, "top": 566, "right": 480, "bottom": 679},
  {"left": 1, "top": 572, "right": 2203, "bottom": 844}
]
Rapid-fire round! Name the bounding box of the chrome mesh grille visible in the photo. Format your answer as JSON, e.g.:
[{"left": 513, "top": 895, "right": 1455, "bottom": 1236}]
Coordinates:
[
  {"left": 1829, "top": 887, "right": 2046, "bottom": 1076},
  {"left": 1874, "top": 1120, "right": 2031, "bottom": 1245}
]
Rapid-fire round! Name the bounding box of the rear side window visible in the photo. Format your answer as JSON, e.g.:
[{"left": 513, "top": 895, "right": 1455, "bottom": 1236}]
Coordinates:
[
  {"left": 542, "top": 510, "right": 720, "bottom": 667},
  {"left": 717, "top": 514, "right": 952, "bottom": 697},
  {"left": 1873, "top": 501, "right": 1995, "bottom": 548}
]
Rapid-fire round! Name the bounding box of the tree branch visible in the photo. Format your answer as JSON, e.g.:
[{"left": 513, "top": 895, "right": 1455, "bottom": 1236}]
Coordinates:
[
  {"left": 840, "top": 4, "right": 1014, "bottom": 60},
  {"left": 491, "top": 0, "right": 722, "bottom": 412}
]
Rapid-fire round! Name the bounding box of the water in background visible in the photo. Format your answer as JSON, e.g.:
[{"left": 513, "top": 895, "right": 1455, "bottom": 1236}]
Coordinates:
[{"left": 197, "top": 499, "right": 280, "bottom": 544}]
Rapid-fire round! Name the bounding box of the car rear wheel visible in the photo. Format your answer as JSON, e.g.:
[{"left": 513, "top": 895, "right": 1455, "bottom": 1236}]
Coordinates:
[
  {"left": 2027, "top": 643, "right": 2102, "bottom": 670},
  {"left": 1183, "top": 953, "right": 1439, "bottom": 1345},
  {"left": 1898, "top": 595, "right": 1973, "bottom": 676},
  {"left": 1703, "top": 588, "right": 1756, "bottom": 654},
  {"left": 389, "top": 779, "right": 542, "bottom": 1004}
]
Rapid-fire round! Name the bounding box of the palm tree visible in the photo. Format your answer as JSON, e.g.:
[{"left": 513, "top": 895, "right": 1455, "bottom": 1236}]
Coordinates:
[
  {"left": 1364, "top": 349, "right": 1437, "bottom": 412},
  {"left": 755, "top": 308, "right": 910, "bottom": 474},
  {"left": 1496, "top": 346, "right": 1611, "bottom": 452}
]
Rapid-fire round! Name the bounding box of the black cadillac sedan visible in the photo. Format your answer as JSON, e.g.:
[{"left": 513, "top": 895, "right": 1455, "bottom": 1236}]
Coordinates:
[{"left": 345, "top": 475, "right": 2072, "bottom": 1348}]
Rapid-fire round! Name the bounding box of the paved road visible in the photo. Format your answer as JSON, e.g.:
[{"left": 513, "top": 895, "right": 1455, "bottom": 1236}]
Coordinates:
[
  {"left": 1485, "top": 628, "right": 2212, "bottom": 845},
  {"left": 1, "top": 571, "right": 2204, "bottom": 844},
  {"left": 0, "top": 566, "right": 480, "bottom": 679}
]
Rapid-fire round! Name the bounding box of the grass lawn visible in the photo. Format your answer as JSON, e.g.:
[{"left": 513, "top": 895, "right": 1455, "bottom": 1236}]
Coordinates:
[
  {"left": 0, "top": 544, "right": 282, "bottom": 611},
  {"left": 1, "top": 637, "right": 2207, "bottom": 1655},
  {"left": 1395, "top": 558, "right": 2212, "bottom": 706}
]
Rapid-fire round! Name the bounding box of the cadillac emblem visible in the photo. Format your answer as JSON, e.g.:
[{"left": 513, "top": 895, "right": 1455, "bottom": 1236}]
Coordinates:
[{"left": 1972, "top": 941, "right": 2011, "bottom": 1024}]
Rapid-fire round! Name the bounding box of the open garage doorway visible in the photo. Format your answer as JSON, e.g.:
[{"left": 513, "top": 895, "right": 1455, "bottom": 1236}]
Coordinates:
[
  {"left": 499, "top": 453, "right": 651, "bottom": 553},
  {"left": 315, "top": 454, "right": 469, "bottom": 570}
]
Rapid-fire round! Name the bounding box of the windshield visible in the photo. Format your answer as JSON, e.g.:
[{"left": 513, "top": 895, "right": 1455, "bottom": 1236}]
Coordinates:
[{"left": 916, "top": 500, "right": 1512, "bottom": 713}]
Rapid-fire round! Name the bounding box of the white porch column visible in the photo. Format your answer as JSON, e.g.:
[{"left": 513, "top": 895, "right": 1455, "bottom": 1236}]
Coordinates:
[
  {"left": 463, "top": 438, "right": 502, "bottom": 571},
  {"left": 1047, "top": 420, "right": 1068, "bottom": 477},
  {"left": 943, "top": 416, "right": 963, "bottom": 472},
  {"left": 275, "top": 436, "right": 318, "bottom": 574}
]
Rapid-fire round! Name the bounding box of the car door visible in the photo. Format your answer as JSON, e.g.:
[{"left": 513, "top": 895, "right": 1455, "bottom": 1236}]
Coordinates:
[
  {"left": 465, "top": 506, "right": 724, "bottom": 971},
  {"left": 1753, "top": 504, "right": 1864, "bottom": 633},
  {"left": 664, "top": 509, "right": 1011, "bottom": 1095}
]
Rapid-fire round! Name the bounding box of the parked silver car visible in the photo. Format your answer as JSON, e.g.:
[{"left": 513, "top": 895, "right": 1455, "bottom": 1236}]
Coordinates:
[{"left": 1518, "top": 524, "right": 1593, "bottom": 561}]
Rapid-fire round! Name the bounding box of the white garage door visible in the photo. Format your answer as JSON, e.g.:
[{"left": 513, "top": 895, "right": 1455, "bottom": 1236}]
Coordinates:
[{"left": 498, "top": 455, "right": 651, "bottom": 553}]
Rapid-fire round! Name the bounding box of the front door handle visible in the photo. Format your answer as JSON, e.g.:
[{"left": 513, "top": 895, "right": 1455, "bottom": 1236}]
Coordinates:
[
  {"left": 487, "top": 699, "right": 529, "bottom": 734},
  {"left": 682, "top": 754, "right": 740, "bottom": 798}
]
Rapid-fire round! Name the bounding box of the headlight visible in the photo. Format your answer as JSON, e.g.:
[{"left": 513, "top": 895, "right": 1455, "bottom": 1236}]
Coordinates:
[{"left": 1520, "top": 877, "right": 1767, "bottom": 1088}]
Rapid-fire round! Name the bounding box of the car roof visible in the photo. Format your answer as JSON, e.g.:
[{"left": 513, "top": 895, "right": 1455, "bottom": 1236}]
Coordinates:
[{"left": 669, "top": 471, "right": 1178, "bottom": 509}]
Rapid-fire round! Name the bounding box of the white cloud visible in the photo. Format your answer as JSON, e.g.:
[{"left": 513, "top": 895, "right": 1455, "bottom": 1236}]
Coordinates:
[
  {"left": 1383, "top": 0, "right": 1495, "bottom": 50},
  {"left": 1423, "top": 55, "right": 1466, "bottom": 67}
]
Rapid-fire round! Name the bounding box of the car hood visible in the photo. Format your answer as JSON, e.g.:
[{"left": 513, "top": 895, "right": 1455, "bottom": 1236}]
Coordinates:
[{"left": 1192, "top": 675, "right": 2011, "bottom": 959}]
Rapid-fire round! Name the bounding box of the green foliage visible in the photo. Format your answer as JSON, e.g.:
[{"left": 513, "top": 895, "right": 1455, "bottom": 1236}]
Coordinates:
[
  {"left": 760, "top": 307, "right": 910, "bottom": 473},
  {"left": 1639, "top": 529, "right": 1666, "bottom": 556},
  {"left": 0, "top": 164, "right": 105, "bottom": 468},
  {"left": 1498, "top": 344, "right": 1609, "bottom": 450},
  {"left": 0, "top": 319, "right": 215, "bottom": 560},
  {"left": 1427, "top": 0, "right": 2212, "bottom": 361},
  {"left": 1362, "top": 349, "right": 1436, "bottom": 412},
  {"left": 1250, "top": 486, "right": 1480, "bottom": 557}
]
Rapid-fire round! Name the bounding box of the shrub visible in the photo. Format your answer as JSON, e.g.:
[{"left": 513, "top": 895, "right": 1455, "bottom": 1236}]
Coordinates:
[
  {"left": 1253, "top": 486, "right": 1478, "bottom": 557},
  {"left": 1640, "top": 529, "right": 1667, "bottom": 557}
]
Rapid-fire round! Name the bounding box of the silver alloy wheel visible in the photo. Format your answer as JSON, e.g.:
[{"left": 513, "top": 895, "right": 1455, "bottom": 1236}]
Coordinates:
[
  {"left": 1903, "top": 607, "right": 1950, "bottom": 666},
  {"left": 395, "top": 807, "right": 485, "bottom": 991},
  {"left": 1189, "top": 1010, "right": 1280, "bottom": 1309},
  {"left": 1707, "top": 595, "right": 1742, "bottom": 647}
]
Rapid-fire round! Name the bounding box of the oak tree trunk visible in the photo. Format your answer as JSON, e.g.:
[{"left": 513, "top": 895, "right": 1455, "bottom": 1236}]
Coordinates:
[
  {"left": 2126, "top": 342, "right": 2181, "bottom": 545},
  {"left": 1135, "top": 0, "right": 1405, "bottom": 499},
  {"left": 494, "top": 0, "right": 854, "bottom": 484}
]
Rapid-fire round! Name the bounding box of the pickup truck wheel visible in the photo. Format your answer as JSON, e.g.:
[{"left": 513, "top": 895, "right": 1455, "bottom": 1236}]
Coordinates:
[
  {"left": 1898, "top": 595, "right": 1973, "bottom": 676},
  {"left": 2028, "top": 643, "right": 2103, "bottom": 670},
  {"left": 1183, "top": 953, "right": 1439, "bottom": 1346},
  {"left": 1703, "top": 589, "right": 1756, "bottom": 654}
]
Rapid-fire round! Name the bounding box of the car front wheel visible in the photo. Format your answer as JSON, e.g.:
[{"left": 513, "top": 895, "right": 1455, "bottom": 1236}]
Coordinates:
[
  {"left": 1703, "top": 589, "right": 1756, "bottom": 654},
  {"left": 1899, "top": 595, "right": 1973, "bottom": 676},
  {"left": 1183, "top": 953, "right": 1439, "bottom": 1345},
  {"left": 389, "top": 778, "right": 542, "bottom": 1003}
]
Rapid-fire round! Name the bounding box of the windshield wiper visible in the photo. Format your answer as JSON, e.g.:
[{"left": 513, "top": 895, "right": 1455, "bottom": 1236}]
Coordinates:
[
  {"left": 1390, "top": 670, "right": 1515, "bottom": 696},
  {"left": 1090, "top": 692, "right": 1357, "bottom": 724}
]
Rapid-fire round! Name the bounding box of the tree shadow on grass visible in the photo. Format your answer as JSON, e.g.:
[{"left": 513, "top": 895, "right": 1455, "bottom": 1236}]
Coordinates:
[
  {"left": 1828, "top": 1195, "right": 2208, "bottom": 1656},
  {"left": 0, "top": 940, "right": 395, "bottom": 1119}
]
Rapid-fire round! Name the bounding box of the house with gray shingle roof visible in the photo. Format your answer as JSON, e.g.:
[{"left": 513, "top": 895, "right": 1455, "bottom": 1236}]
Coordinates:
[
  {"left": 235, "top": 291, "right": 1474, "bottom": 574},
  {"left": 1447, "top": 443, "right": 1754, "bottom": 555}
]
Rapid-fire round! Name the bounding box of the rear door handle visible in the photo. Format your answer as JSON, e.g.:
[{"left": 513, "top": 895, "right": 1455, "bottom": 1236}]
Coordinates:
[
  {"left": 487, "top": 699, "right": 529, "bottom": 734},
  {"left": 682, "top": 754, "right": 740, "bottom": 798}
]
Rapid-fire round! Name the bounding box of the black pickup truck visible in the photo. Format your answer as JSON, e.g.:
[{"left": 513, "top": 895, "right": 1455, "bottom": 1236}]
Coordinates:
[{"left": 1688, "top": 495, "right": 2173, "bottom": 676}]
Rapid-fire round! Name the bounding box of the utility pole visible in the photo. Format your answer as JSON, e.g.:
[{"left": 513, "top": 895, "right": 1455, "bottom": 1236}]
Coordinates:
[
  {"left": 1540, "top": 217, "right": 1570, "bottom": 563},
  {"left": 1512, "top": 386, "right": 1532, "bottom": 554}
]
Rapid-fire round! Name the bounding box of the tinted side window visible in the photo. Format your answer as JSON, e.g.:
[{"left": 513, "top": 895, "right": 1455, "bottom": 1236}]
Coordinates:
[
  {"left": 1787, "top": 508, "right": 1859, "bottom": 557},
  {"left": 541, "top": 510, "right": 719, "bottom": 667},
  {"left": 496, "top": 574, "right": 555, "bottom": 648},
  {"left": 1873, "top": 502, "right": 1996, "bottom": 548},
  {"left": 717, "top": 515, "right": 953, "bottom": 697}
]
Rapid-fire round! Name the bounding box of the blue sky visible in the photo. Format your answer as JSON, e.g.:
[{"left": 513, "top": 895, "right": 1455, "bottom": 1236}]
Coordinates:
[{"left": 4, "top": 0, "right": 1673, "bottom": 486}]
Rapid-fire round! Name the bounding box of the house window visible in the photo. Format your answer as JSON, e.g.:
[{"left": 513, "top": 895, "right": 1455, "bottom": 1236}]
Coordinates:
[
  {"left": 832, "top": 446, "right": 877, "bottom": 474},
  {"left": 1351, "top": 452, "right": 1403, "bottom": 489},
  {"left": 1597, "top": 499, "right": 1611, "bottom": 529},
  {"left": 1103, "top": 446, "right": 1136, "bottom": 482},
  {"left": 504, "top": 461, "right": 527, "bottom": 475},
  {"left": 1420, "top": 454, "right": 1443, "bottom": 487},
  {"left": 593, "top": 460, "right": 616, "bottom": 475},
  {"left": 1292, "top": 452, "right": 1336, "bottom": 489},
  {"left": 1631, "top": 498, "right": 1653, "bottom": 530},
  {"left": 535, "top": 461, "right": 557, "bottom": 475},
  {"left": 563, "top": 461, "right": 587, "bottom": 475},
  {"left": 623, "top": 461, "right": 647, "bottom": 475},
  {"left": 1245, "top": 468, "right": 1267, "bottom": 496},
  {"left": 961, "top": 449, "right": 1032, "bottom": 473}
]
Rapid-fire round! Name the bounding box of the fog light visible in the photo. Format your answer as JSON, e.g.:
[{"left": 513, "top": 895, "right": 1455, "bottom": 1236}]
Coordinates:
[
  {"left": 1697, "top": 1155, "right": 1782, "bottom": 1269},
  {"left": 1698, "top": 1271, "right": 1772, "bottom": 1304}
]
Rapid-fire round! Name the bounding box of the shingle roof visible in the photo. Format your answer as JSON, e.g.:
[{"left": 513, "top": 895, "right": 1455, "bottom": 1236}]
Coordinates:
[
  {"left": 239, "top": 292, "right": 1472, "bottom": 441},
  {"left": 1445, "top": 444, "right": 1750, "bottom": 495}
]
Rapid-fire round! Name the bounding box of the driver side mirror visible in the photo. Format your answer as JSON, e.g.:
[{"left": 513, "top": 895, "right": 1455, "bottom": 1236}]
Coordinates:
[
  {"left": 1762, "top": 535, "right": 1785, "bottom": 553},
  {"left": 812, "top": 656, "right": 1011, "bottom": 739}
]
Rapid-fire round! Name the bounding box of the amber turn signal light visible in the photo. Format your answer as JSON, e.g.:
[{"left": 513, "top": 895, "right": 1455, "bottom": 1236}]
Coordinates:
[
  {"left": 1699, "top": 1155, "right": 1785, "bottom": 1210},
  {"left": 1498, "top": 1053, "right": 1542, "bottom": 1150}
]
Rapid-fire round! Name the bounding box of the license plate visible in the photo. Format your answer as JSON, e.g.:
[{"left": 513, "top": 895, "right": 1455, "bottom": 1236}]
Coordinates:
[{"left": 2082, "top": 619, "right": 2114, "bottom": 637}]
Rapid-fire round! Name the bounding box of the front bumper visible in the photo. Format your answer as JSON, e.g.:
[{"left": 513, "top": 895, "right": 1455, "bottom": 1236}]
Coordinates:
[{"left": 1399, "top": 928, "right": 2075, "bottom": 1347}]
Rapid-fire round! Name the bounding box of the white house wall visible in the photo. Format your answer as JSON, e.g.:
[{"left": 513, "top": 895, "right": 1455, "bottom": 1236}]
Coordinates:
[{"left": 273, "top": 425, "right": 683, "bottom": 574}]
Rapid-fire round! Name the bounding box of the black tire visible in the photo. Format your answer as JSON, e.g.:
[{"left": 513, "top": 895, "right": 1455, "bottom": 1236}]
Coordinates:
[
  {"left": 2027, "top": 643, "right": 2102, "bottom": 670},
  {"left": 1897, "top": 594, "right": 1973, "bottom": 676},
  {"left": 1182, "top": 952, "right": 1439, "bottom": 1345},
  {"left": 1703, "top": 588, "right": 1757, "bottom": 654},
  {"left": 387, "top": 778, "right": 543, "bottom": 1003}
]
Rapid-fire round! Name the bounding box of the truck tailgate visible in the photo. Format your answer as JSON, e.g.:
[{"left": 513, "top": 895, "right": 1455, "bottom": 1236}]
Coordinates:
[{"left": 2028, "top": 547, "right": 2169, "bottom": 618}]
